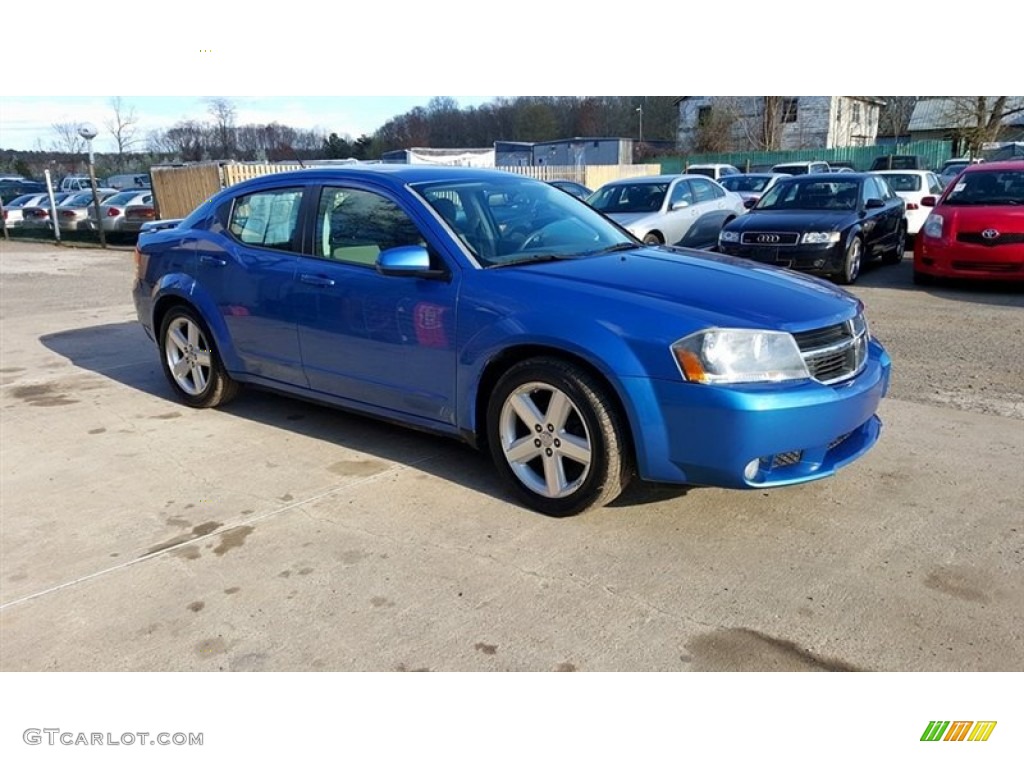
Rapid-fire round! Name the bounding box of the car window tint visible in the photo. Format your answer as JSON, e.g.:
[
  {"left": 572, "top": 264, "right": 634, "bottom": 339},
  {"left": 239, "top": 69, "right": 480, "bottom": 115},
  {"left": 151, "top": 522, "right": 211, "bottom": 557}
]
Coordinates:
[
  {"left": 229, "top": 187, "right": 303, "bottom": 251},
  {"left": 691, "top": 178, "right": 716, "bottom": 203},
  {"left": 670, "top": 180, "right": 694, "bottom": 206},
  {"left": 317, "top": 187, "right": 425, "bottom": 267}
]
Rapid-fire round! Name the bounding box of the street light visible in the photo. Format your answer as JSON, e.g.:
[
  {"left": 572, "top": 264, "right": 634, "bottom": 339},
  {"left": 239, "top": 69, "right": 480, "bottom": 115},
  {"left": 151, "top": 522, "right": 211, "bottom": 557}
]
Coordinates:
[
  {"left": 636, "top": 105, "right": 643, "bottom": 144},
  {"left": 77, "top": 122, "right": 106, "bottom": 248}
]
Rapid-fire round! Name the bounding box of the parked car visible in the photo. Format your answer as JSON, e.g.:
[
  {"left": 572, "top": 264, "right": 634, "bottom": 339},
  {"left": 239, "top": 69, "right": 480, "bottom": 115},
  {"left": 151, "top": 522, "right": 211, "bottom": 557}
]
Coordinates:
[
  {"left": 1, "top": 193, "right": 50, "bottom": 228},
  {"left": 829, "top": 162, "right": 858, "bottom": 173},
  {"left": 685, "top": 163, "right": 742, "bottom": 180},
  {"left": 547, "top": 180, "right": 592, "bottom": 200},
  {"left": 869, "top": 155, "right": 931, "bottom": 171},
  {"left": 586, "top": 174, "right": 746, "bottom": 248},
  {"left": 770, "top": 161, "right": 831, "bottom": 175},
  {"left": 937, "top": 157, "right": 983, "bottom": 188},
  {"left": 86, "top": 189, "right": 155, "bottom": 233},
  {"left": 0, "top": 179, "right": 46, "bottom": 203},
  {"left": 871, "top": 170, "right": 947, "bottom": 237},
  {"left": 914, "top": 160, "right": 1024, "bottom": 284},
  {"left": 105, "top": 173, "right": 151, "bottom": 190},
  {"left": 59, "top": 176, "right": 96, "bottom": 193},
  {"left": 719, "top": 173, "right": 790, "bottom": 205},
  {"left": 133, "top": 167, "right": 890, "bottom": 516},
  {"left": 717, "top": 173, "right": 907, "bottom": 284},
  {"left": 18, "top": 193, "right": 74, "bottom": 230},
  {"left": 54, "top": 188, "right": 119, "bottom": 231},
  {"left": 122, "top": 201, "right": 158, "bottom": 232}
]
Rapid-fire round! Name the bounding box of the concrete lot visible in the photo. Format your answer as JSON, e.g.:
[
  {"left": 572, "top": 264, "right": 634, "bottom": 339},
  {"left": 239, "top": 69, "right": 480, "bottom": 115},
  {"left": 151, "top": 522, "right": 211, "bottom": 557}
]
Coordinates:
[{"left": 1, "top": 239, "right": 1022, "bottom": 671}]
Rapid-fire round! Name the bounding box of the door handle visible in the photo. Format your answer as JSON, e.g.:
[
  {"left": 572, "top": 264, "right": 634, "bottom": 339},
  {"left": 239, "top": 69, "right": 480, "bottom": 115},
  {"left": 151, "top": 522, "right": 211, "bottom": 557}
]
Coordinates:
[
  {"left": 199, "top": 255, "right": 226, "bottom": 267},
  {"left": 300, "top": 274, "right": 335, "bottom": 287}
]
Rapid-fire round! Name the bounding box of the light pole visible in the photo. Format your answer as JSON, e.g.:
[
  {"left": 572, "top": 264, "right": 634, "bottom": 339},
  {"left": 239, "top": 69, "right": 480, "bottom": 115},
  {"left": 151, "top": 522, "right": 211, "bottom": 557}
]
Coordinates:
[
  {"left": 78, "top": 122, "right": 106, "bottom": 248},
  {"left": 636, "top": 105, "right": 643, "bottom": 144}
]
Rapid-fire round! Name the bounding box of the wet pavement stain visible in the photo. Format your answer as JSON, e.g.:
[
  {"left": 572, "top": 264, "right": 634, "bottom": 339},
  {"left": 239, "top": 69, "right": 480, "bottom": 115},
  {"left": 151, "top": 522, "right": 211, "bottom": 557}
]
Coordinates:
[
  {"left": 144, "top": 522, "right": 223, "bottom": 556},
  {"left": 328, "top": 459, "right": 389, "bottom": 477},
  {"left": 196, "top": 637, "right": 228, "bottom": 656},
  {"left": 187, "top": 601, "right": 205, "bottom": 613},
  {"left": 555, "top": 662, "right": 577, "bottom": 672},
  {"left": 240, "top": 509, "right": 254, "bottom": 516},
  {"left": 370, "top": 596, "right": 394, "bottom": 608},
  {"left": 279, "top": 493, "right": 294, "bottom": 502},
  {"left": 166, "top": 516, "right": 191, "bottom": 528},
  {"left": 339, "top": 550, "right": 368, "bottom": 565},
  {"left": 0, "top": 367, "right": 26, "bottom": 373},
  {"left": 8, "top": 383, "right": 79, "bottom": 407},
  {"left": 8, "top": 572, "right": 28, "bottom": 582},
  {"left": 924, "top": 566, "right": 990, "bottom": 604},
  {"left": 87, "top": 427, "right": 106, "bottom": 435},
  {"left": 173, "top": 545, "right": 201, "bottom": 561},
  {"left": 474, "top": 643, "right": 498, "bottom": 656},
  {"left": 687, "top": 628, "right": 860, "bottom": 672},
  {"left": 298, "top": 567, "right": 314, "bottom": 576},
  {"left": 224, "top": 587, "right": 241, "bottom": 595},
  {"left": 151, "top": 412, "right": 182, "bottom": 420},
  {"left": 213, "top": 525, "right": 254, "bottom": 556},
  {"left": 395, "top": 664, "right": 430, "bottom": 672},
  {"left": 278, "top": 570, "right": 292, "bottom": 578}
]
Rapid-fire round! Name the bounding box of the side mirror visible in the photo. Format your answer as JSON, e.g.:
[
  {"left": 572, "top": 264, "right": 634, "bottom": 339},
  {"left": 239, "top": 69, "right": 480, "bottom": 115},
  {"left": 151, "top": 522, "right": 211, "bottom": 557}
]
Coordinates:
[
  {"left": 671, "top": 200, "right": 690, "bottom": 210},
  {"left": 376, "top": 245, "right": 446, "bottom": 280},
  {"left": 920, "top": 196, "right": 937, "bottom": 207},
  {"left": 743, "top": 199, "right": 757, "bottom": 209},
  {"left": 865, "top": 198, "right": 885, "bottom": 209}
]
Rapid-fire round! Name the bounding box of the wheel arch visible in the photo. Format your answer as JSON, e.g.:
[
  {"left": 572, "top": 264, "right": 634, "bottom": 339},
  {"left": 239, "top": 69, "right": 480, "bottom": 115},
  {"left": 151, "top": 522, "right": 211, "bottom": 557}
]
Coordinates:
[{"left": 152, "top": 283, "right": 241, "bottom": 372}]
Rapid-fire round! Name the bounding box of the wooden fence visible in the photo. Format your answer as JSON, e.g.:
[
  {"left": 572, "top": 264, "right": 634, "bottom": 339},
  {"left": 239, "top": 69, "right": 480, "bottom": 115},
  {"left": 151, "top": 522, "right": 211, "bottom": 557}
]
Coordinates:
[{"left": 151, "top": 162, "right": 663, "bottom": 219}]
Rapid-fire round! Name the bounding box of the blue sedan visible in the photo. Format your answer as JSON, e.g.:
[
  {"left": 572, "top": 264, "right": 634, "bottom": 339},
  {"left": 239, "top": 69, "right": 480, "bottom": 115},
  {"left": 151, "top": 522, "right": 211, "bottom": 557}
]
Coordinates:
[{"left": 133, "top": 166, "right": 891, "bottom": 516}]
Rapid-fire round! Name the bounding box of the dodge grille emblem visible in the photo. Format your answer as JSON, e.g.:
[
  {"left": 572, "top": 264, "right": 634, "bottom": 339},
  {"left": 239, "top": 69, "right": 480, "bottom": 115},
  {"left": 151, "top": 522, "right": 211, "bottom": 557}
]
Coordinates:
[
  {"left": 981, "top": 229, "right": 1000, "bottom": 240},
  {"left": 756, "top": 234, "right": 780, "bottom": 244}
]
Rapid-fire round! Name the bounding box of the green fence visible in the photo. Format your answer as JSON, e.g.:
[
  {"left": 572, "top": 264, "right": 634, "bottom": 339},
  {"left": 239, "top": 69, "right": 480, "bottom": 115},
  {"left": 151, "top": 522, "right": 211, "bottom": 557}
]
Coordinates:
[{"left": 656, "top": 140, "right": 954, "bottom": 174}]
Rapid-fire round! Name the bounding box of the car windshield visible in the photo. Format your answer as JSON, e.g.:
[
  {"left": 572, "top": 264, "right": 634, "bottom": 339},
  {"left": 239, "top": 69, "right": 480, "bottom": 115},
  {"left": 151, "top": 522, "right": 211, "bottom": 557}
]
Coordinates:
[
  {"left": 5, "top": 194, "right": 38, "bottom": 207},
  {"left": 412, "top": 176, "right": 634, "bottom": 267},
  {"left": 755, "top": 179, "right": 861, "bottom": 210},
  {"left": 587, "top": 182, "right": 668, "bottom": 214},
  {"left": 879, "top": 173, "right": 922, "bottom": 192},
  {"left": 943, "top": 170, "right": 1024, "bottom": 205},
  {"left": 721, "top": 176, "right": 771, "bottom": 193},
  {"left": 941, "top": 163, "right": 968, "bottom": 177}
]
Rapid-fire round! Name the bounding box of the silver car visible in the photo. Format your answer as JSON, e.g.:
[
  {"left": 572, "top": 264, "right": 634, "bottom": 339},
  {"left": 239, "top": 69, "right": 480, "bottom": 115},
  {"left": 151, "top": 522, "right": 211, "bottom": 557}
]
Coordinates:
[
  {"left": 586, "top": 174, "right": 746, "bottom": 249},
  {"left": 55, "top": 189, "right": 119, "bottom": 231},
  {"left": 86, "top": 189, "right": 154, "bottom": 233}
]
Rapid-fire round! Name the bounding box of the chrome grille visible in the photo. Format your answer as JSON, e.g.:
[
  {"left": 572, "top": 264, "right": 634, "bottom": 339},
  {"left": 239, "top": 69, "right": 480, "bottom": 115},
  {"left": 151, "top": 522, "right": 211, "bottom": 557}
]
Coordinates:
[
  {"left": 740, "top": 231, "right": 800, "bottom": 246},
  {"left": 792, "top": 315, "right": 869, "bottom": 385}
]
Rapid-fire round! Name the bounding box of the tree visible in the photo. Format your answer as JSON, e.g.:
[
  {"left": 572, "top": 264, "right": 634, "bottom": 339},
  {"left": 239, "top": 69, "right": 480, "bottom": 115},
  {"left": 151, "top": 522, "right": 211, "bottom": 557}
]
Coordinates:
[
  {"left": 323, "top": 132, "right": 352, "bottom": 158},
  {"left": 207, "top": 97, "right": 237, "bottom": 159},
  {"left": 163, "top": 120, "right": 207, "bottom": 161},
  {"left": 939, "top": 97, "right": 1024, "bottom": 156},
  {"left": 877, "top": 97, "right": 918, "bottom": 138},
  {"left": 50, "top": 122, "right": 87, "bottom": 154},
  {"left": 105, "top": 97, "right": 139, "bottom": 171}
]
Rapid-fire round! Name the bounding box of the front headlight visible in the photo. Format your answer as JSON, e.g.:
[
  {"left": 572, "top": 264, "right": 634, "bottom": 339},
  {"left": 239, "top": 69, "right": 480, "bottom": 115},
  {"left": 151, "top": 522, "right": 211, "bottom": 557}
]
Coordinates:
[
  {"left": 800, "top": 231, "right": 841, "bottom": 244},
  {"left": 671, "top": 329, "right": 810, "bottom": 384},
  {"left": 719, "top": 230, "right": 740, "bottom": 243},
  {"left": 922, "top": 214, "right": 944, "bottom": 239}
]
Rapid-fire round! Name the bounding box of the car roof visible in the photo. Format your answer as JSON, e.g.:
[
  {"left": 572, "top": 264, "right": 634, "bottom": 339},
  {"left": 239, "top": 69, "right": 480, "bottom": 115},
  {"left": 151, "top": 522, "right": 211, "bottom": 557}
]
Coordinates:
[
  {"left": 873, "top": 169, "right": 931, "bottom": 175},
  {"left": 602, "top": 174, "right": 708, "bottom": 185},
  {"left": 962, "top": 160, "right": 1023, "bottom": 173},
  {"left": 781, "top": 172, "right": 867, "bottom": 181}
]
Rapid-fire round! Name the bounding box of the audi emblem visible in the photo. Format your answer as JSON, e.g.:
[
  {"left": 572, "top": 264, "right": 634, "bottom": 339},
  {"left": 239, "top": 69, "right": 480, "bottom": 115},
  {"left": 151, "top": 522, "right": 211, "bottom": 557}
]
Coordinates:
[
  {"left": 981, "top": 229, "right": 1000, "bottom": 240},
  {"left": 756, "top": 234, "right": 780, "bottom": 244}
]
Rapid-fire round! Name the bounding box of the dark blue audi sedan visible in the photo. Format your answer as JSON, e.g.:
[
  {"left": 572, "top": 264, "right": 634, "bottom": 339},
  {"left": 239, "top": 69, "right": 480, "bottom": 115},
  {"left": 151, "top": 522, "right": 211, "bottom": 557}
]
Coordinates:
[{"left": 133, "top": 166, "right": 891, "bottom": 516}]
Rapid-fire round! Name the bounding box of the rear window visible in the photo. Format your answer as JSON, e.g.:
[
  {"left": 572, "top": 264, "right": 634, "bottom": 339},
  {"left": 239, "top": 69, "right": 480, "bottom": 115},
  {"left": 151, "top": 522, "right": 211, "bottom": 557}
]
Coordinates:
[
  {"left": 880, "top": 173, "right": 922, "bottom": 192},
  {"left": 772, "top": 164, "right": 808, "bottom": 175},
  {"left": 686, "top": 167, "right": 715, "bottom": 178}
]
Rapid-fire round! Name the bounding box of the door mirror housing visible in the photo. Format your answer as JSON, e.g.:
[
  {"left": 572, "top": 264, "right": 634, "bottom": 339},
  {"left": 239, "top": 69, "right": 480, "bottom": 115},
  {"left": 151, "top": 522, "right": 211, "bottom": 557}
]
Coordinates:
[
  {"left": 865, "top": 198, "right": 885, "bottom": 209},
  {"left": 376, "top": 245, "right": 447, "bottom": 280},
  {"left": 670, "top": 200, "right": 690, "bottom": 210},
  {"left": 920, "top": 196, "right": 937, "bottom": 207}
]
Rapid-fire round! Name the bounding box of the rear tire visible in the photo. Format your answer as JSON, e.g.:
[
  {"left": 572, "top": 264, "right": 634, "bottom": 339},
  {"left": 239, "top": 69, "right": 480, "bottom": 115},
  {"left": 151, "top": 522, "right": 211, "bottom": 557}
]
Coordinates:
[
  {"left": 882, "top": 223, "right": 906, "bottom": 265},
  {"left": 158, "top": 305, "right": 239, "bottom": 408}
]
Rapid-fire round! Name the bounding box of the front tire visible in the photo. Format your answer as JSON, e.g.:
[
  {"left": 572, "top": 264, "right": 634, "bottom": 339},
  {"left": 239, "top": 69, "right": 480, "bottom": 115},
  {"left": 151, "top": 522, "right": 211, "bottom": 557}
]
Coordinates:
[
  {"left": 836, "top": 235, "right": 863, "bottom": 284},
  {"left": 486, "top": 358, "right": 633, "bottom": 517},
  {"left": 158, "top": 305, "right": 239, "bottom": 408}
]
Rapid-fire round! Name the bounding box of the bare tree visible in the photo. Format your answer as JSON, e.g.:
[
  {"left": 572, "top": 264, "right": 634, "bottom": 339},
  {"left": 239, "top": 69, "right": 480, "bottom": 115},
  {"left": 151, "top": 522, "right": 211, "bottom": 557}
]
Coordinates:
[
  {"left": 207, "top": 97, "right": 237, "bottom": 159},
  {"left": 877, "top": 97, "right": 917, "bottom": 138},
  {"left": 50, "top": 122, "right": 87, "bottom": 154},
  {"left": 691, "top": 100, "right": 740, "bottom": 153},
  {"left": 939, "top": 97, "right": 1024, "bottom": 156},
  {"left": 105, "top": 97, "right": 139, "bottom": 171}
]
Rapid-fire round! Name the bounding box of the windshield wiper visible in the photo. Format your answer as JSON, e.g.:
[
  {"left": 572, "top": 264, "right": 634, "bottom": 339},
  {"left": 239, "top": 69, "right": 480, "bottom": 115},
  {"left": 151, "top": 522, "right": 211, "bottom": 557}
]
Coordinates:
[
  {"left": 487, "top": 253, "right": 582, "bottom": 268},
  {"left": 592, "top": 242, "right": 641, "bottom": 255}
]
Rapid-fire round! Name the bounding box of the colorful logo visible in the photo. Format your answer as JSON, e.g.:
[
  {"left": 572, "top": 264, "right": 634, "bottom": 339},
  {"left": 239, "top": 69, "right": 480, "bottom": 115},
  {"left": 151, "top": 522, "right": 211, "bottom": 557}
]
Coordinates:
[{"left": 921, "top": 721, "right": 997, "bottom": 742}]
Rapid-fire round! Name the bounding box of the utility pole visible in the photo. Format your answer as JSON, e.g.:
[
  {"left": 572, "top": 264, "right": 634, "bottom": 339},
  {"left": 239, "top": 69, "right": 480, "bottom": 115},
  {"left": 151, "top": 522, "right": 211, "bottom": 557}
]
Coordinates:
[{"left": 78, "top": 122, "right": 107, "bottom": 248}]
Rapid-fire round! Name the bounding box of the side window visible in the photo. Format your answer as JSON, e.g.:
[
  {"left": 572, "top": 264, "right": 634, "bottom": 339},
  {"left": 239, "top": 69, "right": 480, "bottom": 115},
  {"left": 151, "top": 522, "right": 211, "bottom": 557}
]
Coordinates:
[
  {"left": 317, "top": 187, "right": 426, "bottom": 267},
  {"left": 670, "top": 180, "right": 694, "bottom": 206},
  {"left": 929, "top": 174, "right": 944, "bottom": 195},
  {"left": 228, "top": 187, "right": 303, "bottom": 251},
  {"left": 690, "top": 178, "right": 716, "bottom": 203}
]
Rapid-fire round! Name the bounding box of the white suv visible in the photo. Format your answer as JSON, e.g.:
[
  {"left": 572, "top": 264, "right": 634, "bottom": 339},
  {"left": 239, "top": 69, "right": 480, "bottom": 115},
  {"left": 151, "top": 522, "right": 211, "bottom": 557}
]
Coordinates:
[{"left": 770, "top": 161, "right": 831, "bottom": 175}]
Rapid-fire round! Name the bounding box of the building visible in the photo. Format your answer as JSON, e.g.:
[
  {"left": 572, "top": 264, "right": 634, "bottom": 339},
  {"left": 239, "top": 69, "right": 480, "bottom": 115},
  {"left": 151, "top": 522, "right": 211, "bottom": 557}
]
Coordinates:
[
  {"left": 907, "top": 97, "right": 1024, "bottom": 147},
  {"left": 677, "top": 97, "right": 885, "bottom": 152},
  {"left": 493, "top": 138, "right": 635, "bottom": 167},
  {"left": 380, "top": 147, "right": 495, "bottom": 167}
]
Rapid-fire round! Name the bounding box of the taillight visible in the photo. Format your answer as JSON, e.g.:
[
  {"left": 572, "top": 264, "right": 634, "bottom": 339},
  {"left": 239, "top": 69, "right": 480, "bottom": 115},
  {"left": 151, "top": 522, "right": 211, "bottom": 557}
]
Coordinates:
[
  {"left": 133, "top": 247, "right": 143, "bottom": 279},
  {"left": 905, "top": 202, "right": 919, "bottom": 210},
  {"left": 60, "top": 210, "right": 75, "bottom": 218},
  {"left": 106, "top": 207, "right": 120, "bottom": 217}
]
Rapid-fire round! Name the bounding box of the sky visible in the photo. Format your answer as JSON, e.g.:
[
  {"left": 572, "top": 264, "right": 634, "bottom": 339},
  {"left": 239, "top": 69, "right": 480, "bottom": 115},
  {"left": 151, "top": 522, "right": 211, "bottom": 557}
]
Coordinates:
[{"left": 0, "top": 96, "right": 494, "bottom": 153}]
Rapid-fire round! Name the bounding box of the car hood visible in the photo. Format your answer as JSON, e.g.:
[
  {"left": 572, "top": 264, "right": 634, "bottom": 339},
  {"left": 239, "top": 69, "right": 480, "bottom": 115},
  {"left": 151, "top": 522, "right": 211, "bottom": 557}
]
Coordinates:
[
  {"left": 728, "top": 210, "right": 855, "bottom": 232},
  {"left": 937, "top": 204, "right": 1024, "bottom": 231},
  {"left": 487, "top": 246, "right": 860, "bottom": 335}
]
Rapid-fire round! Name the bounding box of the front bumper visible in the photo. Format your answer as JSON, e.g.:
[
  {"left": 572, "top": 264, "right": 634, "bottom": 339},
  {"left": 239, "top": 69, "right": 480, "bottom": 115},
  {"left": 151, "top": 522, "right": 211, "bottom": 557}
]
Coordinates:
[
  {"left": 719, "top": 241, "right": 845, "bottom": 275},
  {"left": 915, "top": 235, "right": 1024, "bottom": 281},
  {"left": 621, "top": 339, "right": 891, "bottom": 488}
]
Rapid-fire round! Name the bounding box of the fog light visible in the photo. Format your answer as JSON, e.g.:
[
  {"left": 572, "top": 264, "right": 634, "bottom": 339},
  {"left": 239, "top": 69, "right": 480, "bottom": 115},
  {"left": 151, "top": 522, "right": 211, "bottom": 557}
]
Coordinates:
[
  {"left": 814, "top": 259, "right": 825, "bottom": 267},
  {"left": 743, "top": 459, "right": 760, "bottom": 481}
]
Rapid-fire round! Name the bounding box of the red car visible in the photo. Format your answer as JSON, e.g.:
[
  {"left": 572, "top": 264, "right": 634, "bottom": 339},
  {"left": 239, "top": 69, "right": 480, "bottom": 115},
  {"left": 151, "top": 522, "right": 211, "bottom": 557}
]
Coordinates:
[{"left": 914, "top": 160, "right": 1024, "bottom": 283}]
